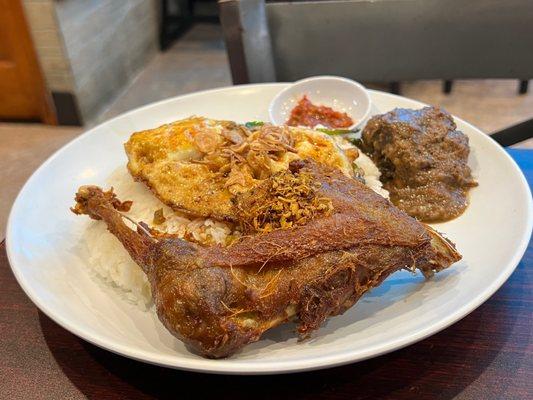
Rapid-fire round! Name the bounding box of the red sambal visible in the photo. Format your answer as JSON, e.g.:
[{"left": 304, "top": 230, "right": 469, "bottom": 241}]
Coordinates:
[{"left": 286, "top": 95, "right": 353, "bottom": 128}]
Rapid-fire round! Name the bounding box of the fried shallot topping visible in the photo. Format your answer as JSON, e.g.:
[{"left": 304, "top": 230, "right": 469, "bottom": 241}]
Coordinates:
[
  {"left": 193, "top": 125, "right": 297, "bottom": 193},
  {"left": 152, "top": 208, "right": 166, "bottom": 225}
]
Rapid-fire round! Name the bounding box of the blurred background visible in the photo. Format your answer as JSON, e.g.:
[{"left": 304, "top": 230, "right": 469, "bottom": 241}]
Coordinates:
[{"left": 1, "top": 0, "right": 532, "bottom": 231}]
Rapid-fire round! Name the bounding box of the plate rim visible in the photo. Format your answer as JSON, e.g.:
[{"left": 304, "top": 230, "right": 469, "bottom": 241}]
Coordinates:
[{"left": 6, "top": 83, "right": 533, "bottom": 374}]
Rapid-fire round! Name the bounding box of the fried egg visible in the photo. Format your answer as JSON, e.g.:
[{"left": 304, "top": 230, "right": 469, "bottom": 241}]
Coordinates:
[{"left": 125, "top": 117, "right": 354, "bottom": 221}]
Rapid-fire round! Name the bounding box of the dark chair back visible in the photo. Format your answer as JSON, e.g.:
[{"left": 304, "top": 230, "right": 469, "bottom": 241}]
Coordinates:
[{"left": 220, "top": 0, "right": 533, "bottom": 84}]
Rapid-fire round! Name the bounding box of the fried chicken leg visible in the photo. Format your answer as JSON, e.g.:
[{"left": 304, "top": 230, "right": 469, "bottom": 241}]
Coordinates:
[{"left": 72, "top": 160, "right": 460, "bottom": 358}]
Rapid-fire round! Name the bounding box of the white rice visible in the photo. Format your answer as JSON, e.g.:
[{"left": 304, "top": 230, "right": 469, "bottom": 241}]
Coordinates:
[
  {"left": 332, "top": 136, "right": 389, "bottom": 198},
  {"left": 82, "top": 148, "right": 387, "bottom": 307}
]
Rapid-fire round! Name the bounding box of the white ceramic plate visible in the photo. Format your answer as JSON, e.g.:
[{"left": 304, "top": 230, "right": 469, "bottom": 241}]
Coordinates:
[{"left": 7, "top": 84, "right": 532, "bottom": 375}]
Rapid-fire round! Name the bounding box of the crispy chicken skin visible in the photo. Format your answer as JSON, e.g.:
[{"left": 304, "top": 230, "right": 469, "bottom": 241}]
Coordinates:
[
  {"left": 124, "top": 117, "right": 353, "bottom": 221},
  {"left": 72, "top": 160, "right": 460, "bottom": 358}
]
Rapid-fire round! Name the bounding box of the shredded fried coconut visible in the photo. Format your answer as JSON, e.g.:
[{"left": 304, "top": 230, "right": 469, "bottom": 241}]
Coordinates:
[{"left": 236, "top": 169, "right": 333, "bottom": 234}]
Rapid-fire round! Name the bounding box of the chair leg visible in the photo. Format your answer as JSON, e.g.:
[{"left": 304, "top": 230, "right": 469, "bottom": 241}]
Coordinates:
[
  {"left": 443, "top": 80, "right": 453, "bottom": 94},
  {"left": 519, "top": 80, "right": 529, "bottom": 95},
  {"left": 490, "top": 118, "right": 533, "bottom": 147},
  {"left": 159, "top": 0, "right": 194, "bottom": 51},
  {"left": 389, "top": 81, "right": 400, "bottom": 95},
  {"left": 159, "top": 0, "right": 169, "bottom": 50}
]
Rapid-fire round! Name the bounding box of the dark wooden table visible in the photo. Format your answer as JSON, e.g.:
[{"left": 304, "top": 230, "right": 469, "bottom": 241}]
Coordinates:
[{"left": 1, "top": 150, "right": 532, "bottom": 399}]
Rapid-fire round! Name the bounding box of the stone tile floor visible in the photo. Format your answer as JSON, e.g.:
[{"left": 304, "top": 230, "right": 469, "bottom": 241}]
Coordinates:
[
  {"left": 95, "top": 23, "right": 232, "bottom": 124},
  {"left": 1, "top": 23, "right": 532, "bottom": 237}
]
